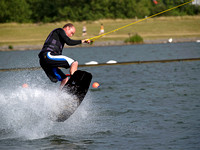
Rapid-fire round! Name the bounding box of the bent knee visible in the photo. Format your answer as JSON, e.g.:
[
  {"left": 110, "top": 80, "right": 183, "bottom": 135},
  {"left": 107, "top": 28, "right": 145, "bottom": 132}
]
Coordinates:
[{"left": 72, "top": 61, "right": 78, "bottom": 66}]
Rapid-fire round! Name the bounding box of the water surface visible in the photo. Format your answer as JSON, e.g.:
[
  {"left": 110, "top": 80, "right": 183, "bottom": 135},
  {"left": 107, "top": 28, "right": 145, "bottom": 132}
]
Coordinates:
[{"left": 0, "top": 42, "right": 200, "bottom": 150}]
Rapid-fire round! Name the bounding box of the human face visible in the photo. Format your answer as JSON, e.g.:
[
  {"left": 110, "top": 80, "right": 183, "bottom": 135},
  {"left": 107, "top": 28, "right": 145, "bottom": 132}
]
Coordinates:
[{"left": 66, "top": 26, "right": 75, "bottom": 37}]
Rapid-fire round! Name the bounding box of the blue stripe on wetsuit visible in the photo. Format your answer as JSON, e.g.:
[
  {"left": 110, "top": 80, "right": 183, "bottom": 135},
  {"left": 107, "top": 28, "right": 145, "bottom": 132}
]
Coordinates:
[
  {"left": 52, "top": 68, "right": 63, "bottom": 81},
  {"left": 47, "top": 52, "right": 66, "bottom": 61}
]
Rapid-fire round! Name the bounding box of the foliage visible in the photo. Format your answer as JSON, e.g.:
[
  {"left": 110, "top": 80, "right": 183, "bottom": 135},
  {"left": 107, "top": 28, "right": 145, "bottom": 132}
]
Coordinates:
[
  {"left": 0, "top": 0, "right": 199, "bottom": 23},
  {"left": 8, "top": 45, "right": 13, "bottom": 49},
  {"left": 124, "top": 33, "right": 144, "bottom": 44},
  {"left": 0, "top": 0, "right": 31, "bottom": 23}
]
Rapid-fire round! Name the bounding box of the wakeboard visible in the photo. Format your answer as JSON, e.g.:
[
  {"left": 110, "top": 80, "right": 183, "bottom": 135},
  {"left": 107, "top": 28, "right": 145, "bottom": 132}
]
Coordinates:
[{"left": 56, "top": 70, "right": 92, "bottom": 122}]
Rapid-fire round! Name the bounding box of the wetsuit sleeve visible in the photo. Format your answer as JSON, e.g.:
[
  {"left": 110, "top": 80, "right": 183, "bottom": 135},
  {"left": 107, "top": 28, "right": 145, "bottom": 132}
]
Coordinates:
[{"left": 59, "top": 29, "right": 82, "bottom": 46}]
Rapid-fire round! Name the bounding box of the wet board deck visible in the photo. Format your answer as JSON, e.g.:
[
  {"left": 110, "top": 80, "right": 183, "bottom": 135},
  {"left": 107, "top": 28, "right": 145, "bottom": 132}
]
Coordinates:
[{"left": 56, "top": 70, "right": 92, "bottom": 122}]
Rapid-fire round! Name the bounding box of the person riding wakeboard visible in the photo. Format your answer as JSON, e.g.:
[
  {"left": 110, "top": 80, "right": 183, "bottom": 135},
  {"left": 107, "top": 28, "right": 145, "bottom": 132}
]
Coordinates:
[{"left": 38, "top": 23, "right": 91, "bottom": 89}]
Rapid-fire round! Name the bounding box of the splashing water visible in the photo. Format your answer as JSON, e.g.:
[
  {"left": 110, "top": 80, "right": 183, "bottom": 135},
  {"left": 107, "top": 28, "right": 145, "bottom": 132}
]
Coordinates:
[{"left": 0, "top": 85, "right": 92, "bottom": 140}]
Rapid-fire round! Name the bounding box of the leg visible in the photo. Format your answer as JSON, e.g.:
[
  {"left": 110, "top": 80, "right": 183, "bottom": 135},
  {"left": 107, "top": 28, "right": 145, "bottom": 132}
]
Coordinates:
[
  {"left": 70, "top": 61, "right": 78, "bottom": 75},
  {"left": 40, "top": 59, "right": 59, "bottom": 83},
  {"left": 44, "top": 52, "right": 77, "bottom": 89},
  {"left": 60, "top": 77, "right": 68, "bottom": 89}
]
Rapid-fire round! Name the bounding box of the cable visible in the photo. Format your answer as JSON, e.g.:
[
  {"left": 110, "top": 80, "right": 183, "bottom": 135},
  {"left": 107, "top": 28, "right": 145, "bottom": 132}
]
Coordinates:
[
  {"left": 88, "top": 0, "right": 193, "bottom": 42},
  {"left": 1, "top": 57, "right": 199, "bottom": 72}
]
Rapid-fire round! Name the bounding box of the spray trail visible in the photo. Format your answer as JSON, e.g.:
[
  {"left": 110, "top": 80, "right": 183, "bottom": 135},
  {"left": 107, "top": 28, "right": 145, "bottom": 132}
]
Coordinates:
[{"left": 0, "top": 85, "right": 93, "bottom": 140}]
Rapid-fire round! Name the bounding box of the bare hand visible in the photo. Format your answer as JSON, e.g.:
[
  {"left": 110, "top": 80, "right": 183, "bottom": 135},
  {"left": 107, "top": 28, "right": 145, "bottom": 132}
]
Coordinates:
[{"left": 82, "top": 39, "right": 91, "bottom": 44}]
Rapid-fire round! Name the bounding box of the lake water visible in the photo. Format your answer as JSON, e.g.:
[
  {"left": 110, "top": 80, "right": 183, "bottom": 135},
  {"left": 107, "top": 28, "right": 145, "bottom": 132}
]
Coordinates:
[{"left": 0, "top": 42, "right": 200, "bottom": 150}]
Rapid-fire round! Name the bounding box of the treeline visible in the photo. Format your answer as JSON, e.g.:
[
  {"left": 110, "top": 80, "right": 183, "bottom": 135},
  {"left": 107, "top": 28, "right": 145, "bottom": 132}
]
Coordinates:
[{"left": 0, "top": 0, "right": 199, "bottom": 23}]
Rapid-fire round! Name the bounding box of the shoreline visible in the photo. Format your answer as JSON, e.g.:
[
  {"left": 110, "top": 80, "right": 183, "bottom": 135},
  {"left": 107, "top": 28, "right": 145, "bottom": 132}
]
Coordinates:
[{"left": 0, "top": 37, "right": 199, "bottom": 51}]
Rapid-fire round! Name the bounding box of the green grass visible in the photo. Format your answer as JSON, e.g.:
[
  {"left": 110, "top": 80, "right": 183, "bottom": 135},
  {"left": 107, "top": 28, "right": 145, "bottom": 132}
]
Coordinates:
[{"left": 0, "top": 16, "right": 200, "bottom": 46}]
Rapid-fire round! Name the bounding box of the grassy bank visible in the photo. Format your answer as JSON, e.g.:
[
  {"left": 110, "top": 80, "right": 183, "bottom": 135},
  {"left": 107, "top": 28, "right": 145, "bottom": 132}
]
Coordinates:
[{"left": 0, "top": 16, "right": 200, "bottom": 47}]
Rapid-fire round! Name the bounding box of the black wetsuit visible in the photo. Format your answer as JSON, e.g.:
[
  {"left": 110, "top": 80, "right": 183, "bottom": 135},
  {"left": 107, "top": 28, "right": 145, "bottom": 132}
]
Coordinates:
[{"left": 38, "top": 28, "right": 82, "bottom": 82}]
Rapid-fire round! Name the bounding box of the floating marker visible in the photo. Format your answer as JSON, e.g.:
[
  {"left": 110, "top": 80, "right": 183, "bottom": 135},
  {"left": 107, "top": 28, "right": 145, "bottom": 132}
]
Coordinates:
[
  {"left": 106, "top": 60, "right": 117, "bottom": 64},
  {"left": 85, "top": 61, "right": 98, "bottom": 65},
  {"left": 168, "top": 38, "right": 173, "bottom": 43},
  {"left": 92, "top": 82, "right": 100, "bottom": 88},
  {"left": 22, "top": 83, "right": 28, "bottom": 88}
]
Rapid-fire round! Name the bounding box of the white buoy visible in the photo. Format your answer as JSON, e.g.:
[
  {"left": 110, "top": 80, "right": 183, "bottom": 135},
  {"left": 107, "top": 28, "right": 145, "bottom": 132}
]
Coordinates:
[
  {"left": 106, "top": 60, "right": 117, "bottom": 64},
  {"left": 85, "top": 61, "right": 98, "bottom": 65},
  {"left": 168, "top": 38, "right": 173, "bottom": 43},
  {"left": 196, "top": 40, "right": 200, "bottom": 43}
]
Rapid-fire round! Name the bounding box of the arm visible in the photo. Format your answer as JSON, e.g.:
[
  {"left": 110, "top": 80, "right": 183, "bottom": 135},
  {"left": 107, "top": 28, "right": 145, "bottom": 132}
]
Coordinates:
[
  {"left": 59, "top": 28, "right": 91, "bottom": 45},
  {"left": 59, "top": 29, "right": 81, "bottom": 46},
  {"left": 63, "top": 36, "right": 82, "bottom": 46}
]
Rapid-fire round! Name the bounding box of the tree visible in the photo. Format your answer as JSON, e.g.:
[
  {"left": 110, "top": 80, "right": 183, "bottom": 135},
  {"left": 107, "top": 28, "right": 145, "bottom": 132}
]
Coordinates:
[
  {"left": 0, "top": 0, "right": 199, "bottom": 23},
  {"left": 0, "top": 0, "right": 31, "bottom": 23}
]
